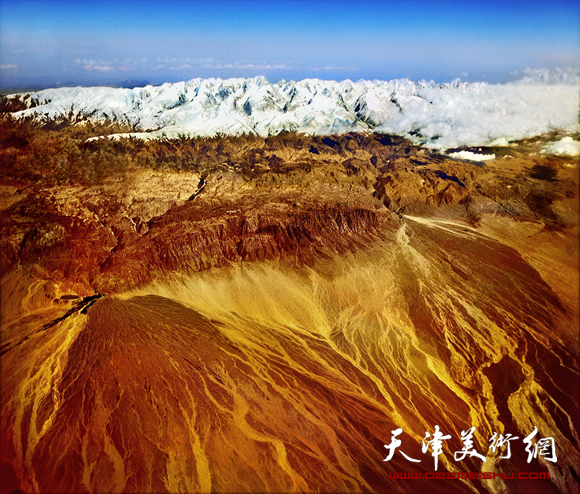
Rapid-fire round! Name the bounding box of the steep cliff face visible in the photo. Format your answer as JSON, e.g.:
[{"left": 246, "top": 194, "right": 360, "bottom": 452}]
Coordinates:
[
  {"left": 1, "top": 124, "right": 578, "bottom": 494},
  {"left": 94, "top": 202, "right": 393, "bottom": 293}
]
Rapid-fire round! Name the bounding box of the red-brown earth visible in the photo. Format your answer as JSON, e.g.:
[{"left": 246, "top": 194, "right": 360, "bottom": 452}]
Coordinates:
[{"left": 0, "top": 120, "right": 578, "bottom": 493}]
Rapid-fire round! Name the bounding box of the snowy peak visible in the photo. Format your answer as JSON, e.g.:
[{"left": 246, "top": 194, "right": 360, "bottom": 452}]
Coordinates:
[{"left": 4, "top": 75, "right": 578, "bottom": 148}]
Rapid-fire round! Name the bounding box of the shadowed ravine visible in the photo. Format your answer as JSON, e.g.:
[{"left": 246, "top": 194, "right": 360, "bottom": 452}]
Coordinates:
[{"left": 2, "top": 216, "right": 578, "bottom": 493}]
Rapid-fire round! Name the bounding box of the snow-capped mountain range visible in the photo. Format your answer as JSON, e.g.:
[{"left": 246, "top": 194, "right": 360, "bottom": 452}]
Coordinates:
[{"left": 5, "top": 75, "right": 579, "bottom": 149}]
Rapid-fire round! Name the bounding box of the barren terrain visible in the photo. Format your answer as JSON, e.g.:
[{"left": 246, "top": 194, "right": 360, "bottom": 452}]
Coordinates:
[{"left": 1, "top": 120, "right": 578, "bottom": 493}]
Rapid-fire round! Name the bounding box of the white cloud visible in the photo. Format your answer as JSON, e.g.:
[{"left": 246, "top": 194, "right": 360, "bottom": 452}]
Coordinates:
[
  {"left": 158, "top": 57, "right": 192, "bottom": 64},
  {"left": 1, "top": 64, "right": 18, "bottom": 70},
  {"left": 75, "top": 59, "right": 115, "bottom": 71},
  {"left": 205, "top": 62, "right": 288, "bottom": 70},
  {"left": 70, "top": 56, "right": 229, "bottom": 74},
  {"left": 312, "top": 66, "right": 359, "bottom": 71},
  {"left": 542, "top": 137, "right": 580, "bottom": 157},
  {"left": 510, "top": 66, "right": 579, "bottom": 85},
  {"left": 70, "top": 56, "right": 291, "bottom": 75},
  {"left": 75, "top": 58, "right": 97, "bottom": 65},
  {"left": 84, "top": 65, "right": 114, "bottom": 72}
]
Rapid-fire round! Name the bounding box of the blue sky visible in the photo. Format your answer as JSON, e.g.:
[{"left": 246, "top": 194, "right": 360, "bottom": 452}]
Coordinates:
[{"left": 0, "top": 0, "right": 578, "bottom": 89}]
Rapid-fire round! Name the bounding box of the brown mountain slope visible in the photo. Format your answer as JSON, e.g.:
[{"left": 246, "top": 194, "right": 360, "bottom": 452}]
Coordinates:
[{"left": 1, "top": 122, "right": 578, "bottom": 493}]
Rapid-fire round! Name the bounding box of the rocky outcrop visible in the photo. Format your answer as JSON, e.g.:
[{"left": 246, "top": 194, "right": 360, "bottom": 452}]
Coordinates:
[
  {"left": 1, "top": 125, "right": 577, "bottom": 295},
  {"left": 94, "top": 203, "right": 394, "bottom": 293}
]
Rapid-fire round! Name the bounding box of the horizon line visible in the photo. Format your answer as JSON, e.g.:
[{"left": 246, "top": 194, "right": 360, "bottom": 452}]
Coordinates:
[{"left": 2, "top": 66, "right": 579, "bottom": 94}]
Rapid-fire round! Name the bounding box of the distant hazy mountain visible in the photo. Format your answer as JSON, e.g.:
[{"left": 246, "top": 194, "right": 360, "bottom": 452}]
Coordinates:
[{"left": 4, "top": 75, "right": 578, "bottom": 149}]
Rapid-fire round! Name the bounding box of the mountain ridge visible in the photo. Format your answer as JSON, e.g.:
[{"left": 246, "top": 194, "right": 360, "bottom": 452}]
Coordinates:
[{"left": 3, "top": 76, "right": 577, "bottom": 149}]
